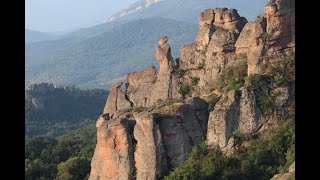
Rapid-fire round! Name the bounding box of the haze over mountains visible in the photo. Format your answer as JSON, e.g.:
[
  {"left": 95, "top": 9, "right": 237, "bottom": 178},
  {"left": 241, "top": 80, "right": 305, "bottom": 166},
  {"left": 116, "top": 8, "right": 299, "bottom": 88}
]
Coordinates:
[
  {"left": 25, "top": 0, "right": 267, "bottom": 89},
  {"left": 25, "top": 29, "right": 59, "bottom": 43},
  {"left": 108, "top": 0, "right": 267, "bottom": 23}
]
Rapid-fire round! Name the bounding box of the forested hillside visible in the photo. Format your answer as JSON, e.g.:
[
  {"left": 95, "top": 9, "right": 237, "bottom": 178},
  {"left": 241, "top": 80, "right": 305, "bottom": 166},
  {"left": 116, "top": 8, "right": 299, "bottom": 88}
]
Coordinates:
[
  {"left": 25, "top": 83, "right": 108, "bottom": 137},
  {"left": 25, "top": 18, "right": 198, "bottom": 88}
]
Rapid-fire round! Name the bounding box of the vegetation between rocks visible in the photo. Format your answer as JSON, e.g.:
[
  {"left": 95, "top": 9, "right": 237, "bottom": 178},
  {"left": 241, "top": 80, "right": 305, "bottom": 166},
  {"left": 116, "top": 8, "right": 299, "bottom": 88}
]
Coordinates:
[{"left": 164, "top": 118, "right": 295, "bottom": 180}]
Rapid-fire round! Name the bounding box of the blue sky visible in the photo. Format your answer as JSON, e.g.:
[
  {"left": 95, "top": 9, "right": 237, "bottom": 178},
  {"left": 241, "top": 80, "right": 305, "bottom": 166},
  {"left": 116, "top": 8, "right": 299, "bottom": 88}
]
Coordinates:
[{"left": 25, "top": 0, "right": 136, "bottom": 33}]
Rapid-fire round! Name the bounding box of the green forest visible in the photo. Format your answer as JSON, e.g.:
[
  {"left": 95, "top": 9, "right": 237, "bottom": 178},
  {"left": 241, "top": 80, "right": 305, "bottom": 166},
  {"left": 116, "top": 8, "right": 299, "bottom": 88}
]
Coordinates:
[{"left": 25, "top": 83, "right": 108, "bottom": 138}]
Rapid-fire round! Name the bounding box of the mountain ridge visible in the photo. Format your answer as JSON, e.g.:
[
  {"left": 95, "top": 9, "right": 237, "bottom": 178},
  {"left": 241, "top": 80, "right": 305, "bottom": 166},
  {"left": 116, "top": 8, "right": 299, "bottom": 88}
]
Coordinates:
[
  {"left": 25, "top": 29, "right": 59, "bottom": 43},
  {"left": 26, "top": 17, "right": 198, "bottom": 89},
  {"left": 107, "top": 0, "right": 268, "bottom": 24}
]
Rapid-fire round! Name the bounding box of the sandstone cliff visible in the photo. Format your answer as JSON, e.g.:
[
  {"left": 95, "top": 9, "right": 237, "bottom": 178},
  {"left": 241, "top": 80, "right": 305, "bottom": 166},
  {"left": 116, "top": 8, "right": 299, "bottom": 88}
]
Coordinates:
[{"left": 89, "top": 0, "right": 295, "bottom": 179}]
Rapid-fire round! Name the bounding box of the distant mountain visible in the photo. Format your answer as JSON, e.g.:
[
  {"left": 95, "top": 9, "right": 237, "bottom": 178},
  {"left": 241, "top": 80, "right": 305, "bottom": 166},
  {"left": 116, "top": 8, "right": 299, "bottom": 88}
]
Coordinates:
[
  {"left": 25, "top": 17, "right": 198, "bottom": 89},
  {"left": 107, "top": 0, "right": 268, "bottom": 23},
  {"left": 108, "top": 0, "right": 164, "bottom": 22},
  {"left": 25, "top": 29, "right": 59, "bottom": 43}
]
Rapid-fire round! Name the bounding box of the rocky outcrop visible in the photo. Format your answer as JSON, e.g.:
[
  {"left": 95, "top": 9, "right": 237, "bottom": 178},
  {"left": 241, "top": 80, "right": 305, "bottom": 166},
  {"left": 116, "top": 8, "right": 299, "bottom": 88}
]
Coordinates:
[
  {"left": 133, "top": 112, "right": 167, "bottom": 180},
  {"left": 155, "top": 100, "right": 209, "bottom": 168},
  {"left": 103, "top": 82, "right": 132, "bottom": 115},
  {"left": 235, "top": 0, "right": 295, "bottom": 75},
  {"left": 271, "top": 161, "right": 295, "bottom": 180},
  {"left": 238, "top": 87, "right": 263, "bottom": 134},
  {"left": 265, "top": 0, "right": 295, "bottom": 56},
  {"left": 156, "top": 36, "right": 173, "bottom": 74},
  {"left": 235, "top": 16, "right": 267, "bottom": 75},
  {"left": 126, "top": 66, "right": 157, "bottom": 107},
  {"left": 206, "top": 90, "right": 240, "bottom": 151},
  {"left": 90, "top": 0, "right": 295, "bottom": 178},
  {"left": 125, "top": 37, "right": 181, "bottom": 107},
  {"left": 180, "top": 8, "right": 247, "bottom": 97},
  {"left": 90, "top": 98, "right": 209, "bottom": 180},
  {"left": 89, "top": 116, "right": 134, "bottom": 180}
]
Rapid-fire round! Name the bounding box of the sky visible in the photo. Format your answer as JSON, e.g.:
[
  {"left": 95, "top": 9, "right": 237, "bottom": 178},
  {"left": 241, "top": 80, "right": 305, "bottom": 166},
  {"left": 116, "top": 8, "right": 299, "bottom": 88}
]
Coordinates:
[{"left": 25, "top": 0, "right": 137, "bottom": 33}]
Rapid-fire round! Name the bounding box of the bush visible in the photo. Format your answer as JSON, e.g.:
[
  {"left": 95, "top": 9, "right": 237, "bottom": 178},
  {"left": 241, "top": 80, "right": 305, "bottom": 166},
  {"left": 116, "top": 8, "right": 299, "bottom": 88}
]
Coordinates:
[
  {"left": 178, "top": 83, "right": 192, "bottom": 99},
  {"left": 257, "top": 95, "right": 272, "bottom": 114},
  {"left": 246, "top": 74, "right": 265, "bottom": 90},
  {"left": 191, "top": 77, "right": 200, "bottom": 86},
  {"left": 216, "top": 60, "right": 248, "bottom": 92},
  {"left": 175, "top": 68, "right": 187, "bottom": 78},
  {"left": 196, "top": 60, "right": 205, "bottom": 70},
  {"left": 261, "top": 32, "right": 270, "bottom": 44}
]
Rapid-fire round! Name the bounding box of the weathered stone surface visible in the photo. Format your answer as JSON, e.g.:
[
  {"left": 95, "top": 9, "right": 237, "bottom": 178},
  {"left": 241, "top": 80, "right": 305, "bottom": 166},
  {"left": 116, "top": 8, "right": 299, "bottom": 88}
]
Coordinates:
[
  {"left": 206, "top": 90, "right": 240, "bottom": 150},
  {"left": 181, "top": 7, "right": 246, "bottom": 97},
  {"left": 126, "top": 66, "right": 157, "bottom": 107},
  {"left": 199, "top": 9, "right": 215, "bottom": 27},
  {"left": 272, "top": 86, "right": 289, "bottom": 107},
  {"left": 156, "top": 37, "right": 173, "bottom": 74},
  {"left": 89, "top": 117, "right": 134, "bottom": 180},
  {"left": 152, "top": 101, "right": 208, "bottom": 169},
  {"left": 151, "top": 38, "right": 181, "bottom": 104},
  {"left": 159, "top": 36, "right": 168, "bottom": 45},
  {"left": 103, "top": 82, "right": 132, "bottom": 115},
  {"left": 235, "top": 15, "right": 267, "bottom": 55},
  {"left": 213, "top": 8, "right": 247, "bottom": 34},
  {"left": 238, "top": 87, "right": 263, "bottom": 134},
  {"left": 265, "top": 0, "right": 295, "bottom": 55},
  {"left": 126, "top": 37, "right": 181, "bottom": 107},
  {"left": 235, "top": 15, "right": 267, "bottom": 75},
  {"left": 133, "top": 112, "right": 167, "bottom": 180},
  {"left": 208, "top": 28, "right": 238, "bottom": 53},
  {"left": 195, "top": 8, "right": 246, "bottom": 48}
]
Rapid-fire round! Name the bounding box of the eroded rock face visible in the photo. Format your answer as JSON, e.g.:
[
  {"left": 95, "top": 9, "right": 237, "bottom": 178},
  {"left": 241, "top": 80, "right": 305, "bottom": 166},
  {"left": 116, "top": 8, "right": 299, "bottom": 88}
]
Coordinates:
[
  {"left": 195, "top": 8, "right": 247, "bottom": 48},
  {"left": 265, "top": 0, "right": 295, "bottom": 56},
  {"left": 103, "top": 82, "right": 132, "bottom": 115},
  {"left": 126, "top": 66, "right": 157, "bottom": 107},
  {"left": 206, "top": 90, "right": 240, "bottom": 150},
  {"left": 156, "top": 36, "right": 174, "bottom": 74},
  {"left": 90, "top": 99, "right": 209, "bottom": 180},
  {"left": 89, "top": 116, "right": 134, "bottom": 180},
  {"left": 180, "top": 8, "right": 246, "bottom": 97},
  {"left": 133, "top": 112, "right": 167, "bottom": 180},
  {"left": 154, "top": 100, "right": 208, "bottom": 168},
  {"left": 235, "top": 0, "right": 295, "bottom": 75},
  {"left": 126, "top": 37, "right": 181, "bottom": 107},
  {"left": 238, "top": 87, "right": 263, "bottom": 134}
]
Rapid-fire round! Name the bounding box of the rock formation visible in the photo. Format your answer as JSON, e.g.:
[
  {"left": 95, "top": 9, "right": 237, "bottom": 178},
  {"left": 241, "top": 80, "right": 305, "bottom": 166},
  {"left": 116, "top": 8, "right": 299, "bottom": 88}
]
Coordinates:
[
  {"left": 89, "top": 99, "right": 209, "bottom": 180},
  {"left": 89, "top": 0, "right": 295, "bottom": 179},
  {"left": 89, "top": 116, "right": 134, "bottom": 180},
  {"left": 180, "top": 8, "right": 247, "bottom": 97},
  {"left": 103, "top": 82, "right": 131, "bottom": 116},
  {"left": 133, "top": 112, "right": 167, "bottom": 180},
  {"left": 271, "top": 161, "right": 295, "bottom": 180}
]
